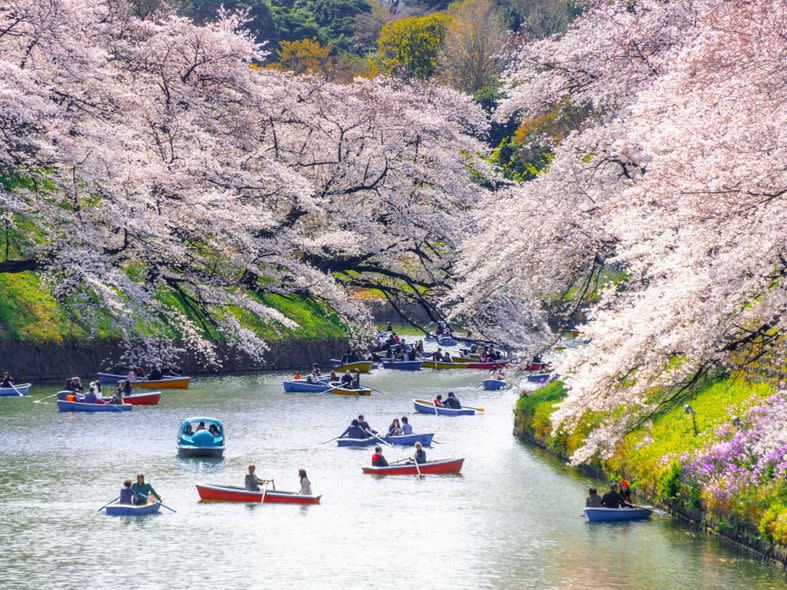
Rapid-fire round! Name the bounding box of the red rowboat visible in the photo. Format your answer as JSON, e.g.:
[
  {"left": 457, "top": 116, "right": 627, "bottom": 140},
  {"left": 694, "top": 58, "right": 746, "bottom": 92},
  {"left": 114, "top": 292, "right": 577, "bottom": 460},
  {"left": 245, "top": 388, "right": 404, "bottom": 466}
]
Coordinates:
[
  {"left": 466, "top": 361, "right": 510, "bottom": 370},
  {"left": 362, "top": 458, "right": 464, "bottom": 476},
  {"left": 97, "top": 392, "right": 161, "bottom": 406},
  {"left": 525, "top": 362, "right": 549, "bottom": 372},
  {"left": 195, "top": 483, "right": 321, "bottom": 505}
]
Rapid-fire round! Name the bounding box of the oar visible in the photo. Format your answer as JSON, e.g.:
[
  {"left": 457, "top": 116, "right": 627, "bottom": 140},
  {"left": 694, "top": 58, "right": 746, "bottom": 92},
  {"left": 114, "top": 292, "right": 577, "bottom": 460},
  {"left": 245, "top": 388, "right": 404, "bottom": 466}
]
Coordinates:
[
  {"left": 319, "top": 436, "right": 340, "bottom": 445},
  {"left": 9, "top": 382, "right": 24, "bottom": 397},
  {"left": 260, "top": 481, "right": 269, "bottom": 504},
  {"left": 413, "top": 455, "right": 422, "bottom": 479},
  {"left": 97, "top": 496, "right": 119, "bottom": 511},
  {"left": 154, "top": 499, "right": 177, "bottom": 513},
  {"left": 34, "top": 390, "right": 66, "bottom": 404},
  {"left": 462, "top": 405, "right": 485, "bottom": 413},
  {"left": 368, "top": 430, "right": 391, "bottom": 446},
  {"left": 366, "top": 386, "right": 388, "bottom": 396}
]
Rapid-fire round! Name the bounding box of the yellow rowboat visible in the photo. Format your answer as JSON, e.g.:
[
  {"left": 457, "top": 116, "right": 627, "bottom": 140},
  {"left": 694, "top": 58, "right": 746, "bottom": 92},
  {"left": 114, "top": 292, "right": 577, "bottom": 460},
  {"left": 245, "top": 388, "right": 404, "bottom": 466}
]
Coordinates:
[
  {"left": 422, "top": 360, "right": 471, "bottom": 370},
  {"left": 331, "top": 360, "right": 373, "bottom": 373},
  {"left": 450, "top": 356, "right": 478, "bottom": 363},
  {"left": 331, "top": 386, "right": 372, "bottom": 396}
]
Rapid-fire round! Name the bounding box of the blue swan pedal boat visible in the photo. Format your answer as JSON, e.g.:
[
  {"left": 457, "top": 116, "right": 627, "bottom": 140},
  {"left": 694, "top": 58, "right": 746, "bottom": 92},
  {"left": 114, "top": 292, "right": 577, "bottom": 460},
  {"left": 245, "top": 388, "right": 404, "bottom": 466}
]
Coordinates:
[{"left": 177, "top": 417, "right": 225, "bottom": 458}]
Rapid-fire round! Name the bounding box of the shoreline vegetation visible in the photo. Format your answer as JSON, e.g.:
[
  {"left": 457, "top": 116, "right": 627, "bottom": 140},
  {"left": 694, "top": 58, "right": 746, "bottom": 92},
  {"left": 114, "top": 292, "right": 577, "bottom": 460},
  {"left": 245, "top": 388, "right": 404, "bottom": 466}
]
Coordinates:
[{"left": 514, "top": 376, "right": 787, "bottom": 564}]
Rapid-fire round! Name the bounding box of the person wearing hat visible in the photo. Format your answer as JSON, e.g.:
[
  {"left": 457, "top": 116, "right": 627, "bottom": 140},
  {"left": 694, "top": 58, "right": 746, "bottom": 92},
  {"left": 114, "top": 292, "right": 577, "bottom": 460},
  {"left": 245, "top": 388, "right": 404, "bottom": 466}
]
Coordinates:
[{"left": 620, "top": 480, "right": 634, "bottom": 506}]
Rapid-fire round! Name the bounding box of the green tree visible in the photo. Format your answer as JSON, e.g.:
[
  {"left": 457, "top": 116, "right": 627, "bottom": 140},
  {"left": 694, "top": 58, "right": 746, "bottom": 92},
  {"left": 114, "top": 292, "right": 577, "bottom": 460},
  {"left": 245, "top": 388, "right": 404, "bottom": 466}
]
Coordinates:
[{"left": 376, "top": 13, "right": 450, "bottom": 80}]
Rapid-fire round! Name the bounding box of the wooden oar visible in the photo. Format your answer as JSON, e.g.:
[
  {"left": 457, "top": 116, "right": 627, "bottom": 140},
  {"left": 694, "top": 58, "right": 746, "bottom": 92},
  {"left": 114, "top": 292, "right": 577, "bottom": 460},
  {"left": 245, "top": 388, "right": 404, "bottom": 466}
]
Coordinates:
[
  {"left": 413, "top": 456, "right": 422, "bottom": 479},
  {"left": 366, "top": 386, "right": 388, "bottom": 396},
  {"left": 260, "top": 481, "right": 269, "bottom": 504},
  {"left": 34, "top": 390, "right": 67, "bottom": 404},
  {"left": 97, "top": 496, "right": 119, "bottom": 511},
  {"left": 368, "top": 430, "right": 391, "bottom": 446},
  {"left": 319, "top": 436, "right": 340, "bottom": 445},
  {"left": 154, "top": 499, "right": 177, "bottom": 513},
  {"left": 462, "top": 405, "right": 485, "bottom": 413}
]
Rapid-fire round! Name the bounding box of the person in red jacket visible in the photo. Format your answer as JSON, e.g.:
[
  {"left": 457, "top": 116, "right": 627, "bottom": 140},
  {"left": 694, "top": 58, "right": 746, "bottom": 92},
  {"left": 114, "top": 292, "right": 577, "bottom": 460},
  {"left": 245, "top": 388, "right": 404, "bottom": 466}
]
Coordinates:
[{"left": 371, "top": 446, "right": 388, "bottom": 467}]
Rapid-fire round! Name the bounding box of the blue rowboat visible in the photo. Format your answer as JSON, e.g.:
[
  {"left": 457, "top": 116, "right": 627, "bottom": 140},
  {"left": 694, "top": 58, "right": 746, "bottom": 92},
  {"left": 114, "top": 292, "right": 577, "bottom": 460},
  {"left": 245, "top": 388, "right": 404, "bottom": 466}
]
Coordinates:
[
  {"left": 106, "top": 502, "right": 162, "bottom": 516},
  {"left": 437, "top": 336, "right": 457, "bottom": 346},
  {"left": 283, "top": 380, "right": 330, "bottom": 393},
  {"left": 337, "top": 433, "right": 435, "bottom": 447},
  {"left": 584, "top": 507, "right": 653, "bottom": 522},
  {"left": 413, "top": 399, "right": 476, "bottom": 416},
  {"left": 381, "top": 360, "right": 423, "bottom": 371},
  {"left": 0, "top": 383, "right": 31, "bottom": 396},
  {"left": 177, "top": 417, "right": 225, "bottom": 457},
  {"left": 482, "top": 379, "right": 507, "bottom": 391},
  {"left": 525, "top": 372, "right": 553, "bottom": 383},
  {"left": 57, "top": 399, "right": 132, "bottom": 412}
]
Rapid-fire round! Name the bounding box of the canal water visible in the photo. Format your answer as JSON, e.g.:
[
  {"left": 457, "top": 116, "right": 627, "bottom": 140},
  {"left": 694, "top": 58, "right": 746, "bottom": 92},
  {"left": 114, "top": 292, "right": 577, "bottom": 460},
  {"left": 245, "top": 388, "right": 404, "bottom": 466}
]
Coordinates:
[{"left": 0, "top": 370, "right": 784, "bottom": 589}]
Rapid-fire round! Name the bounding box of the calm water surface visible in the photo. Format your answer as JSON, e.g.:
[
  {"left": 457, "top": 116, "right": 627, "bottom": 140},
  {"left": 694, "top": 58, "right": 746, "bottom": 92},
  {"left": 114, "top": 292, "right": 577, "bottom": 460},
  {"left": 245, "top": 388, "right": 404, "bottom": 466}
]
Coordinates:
[{"left": 1, "top": 370, "right": 785, "bottom": 589}]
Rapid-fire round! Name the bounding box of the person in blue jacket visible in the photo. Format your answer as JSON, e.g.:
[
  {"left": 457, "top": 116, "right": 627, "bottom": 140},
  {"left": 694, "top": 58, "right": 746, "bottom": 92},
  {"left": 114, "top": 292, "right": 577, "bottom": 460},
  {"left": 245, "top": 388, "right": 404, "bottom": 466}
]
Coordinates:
[
  {"left": 118, "top": 479, "right": 134, "bottom": 504},
  {"left": 338, "top": 419, "right": 366, "bottom": 439},
  {"left": 443, "top": 392, "right": 461, "bottom": 409}
]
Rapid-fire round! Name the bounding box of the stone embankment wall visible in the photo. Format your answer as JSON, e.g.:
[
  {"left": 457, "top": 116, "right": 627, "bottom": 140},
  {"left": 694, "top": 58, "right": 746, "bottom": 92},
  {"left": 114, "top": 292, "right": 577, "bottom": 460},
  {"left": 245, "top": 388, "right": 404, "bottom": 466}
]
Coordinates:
[{"left": 0, "top": 337, "right": 347, "bottom": 382}]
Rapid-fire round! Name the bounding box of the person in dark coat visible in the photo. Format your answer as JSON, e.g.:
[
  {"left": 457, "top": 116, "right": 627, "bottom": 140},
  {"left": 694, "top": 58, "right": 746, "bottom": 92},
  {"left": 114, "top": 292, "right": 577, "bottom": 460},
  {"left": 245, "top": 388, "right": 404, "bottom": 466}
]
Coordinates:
[
  {"left": 601, "top": 483, "right": 626, "bottom": 508},
  {"left": 443, "top": 392, "right": 461, "bottom": 409},
  {"left": 586, "top": 488, "right": 603, "bottom": 507},
  {"left": 339, "top": 419, "right": 366, "bottom": 439},
  {"left": 357, "top": 415, "right": 377, "bottom": 436}
]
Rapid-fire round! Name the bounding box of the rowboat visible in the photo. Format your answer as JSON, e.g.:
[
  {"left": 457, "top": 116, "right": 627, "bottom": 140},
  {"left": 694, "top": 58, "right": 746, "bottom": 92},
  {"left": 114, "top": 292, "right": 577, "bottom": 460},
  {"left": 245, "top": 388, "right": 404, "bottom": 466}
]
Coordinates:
[
  {"left": 106, "top": 502, "right": 162, "bottom": 516},
  {"left": 337, "top": 433, "right": 434, "bottom": 447},
  {"left": 283, "top": 380, "right": 330, "bottom": 393},
  {"left": 0, "top": 383, "right": 31, "bottom": 396},
  {"left": 422, "top": 360, "right": 471, "bottom": 370},
  {"left": 177, "top": 417, "right": 225, "bottom": 458},
  {"left": 97, "top": 372, "right": 191, "bottom": 389},
  {"left": 413, "top": 399, "right": 477, "bottom": 416},
  {"left": 330, "top": 385, "right": 372, "bottom": 396},
  {"left": 97, "top": 391, "right": 161, "bottom": 405},
  {"left": 467, "top": 360, "right": 510, "bottom": 370},
  {"left": 57, "top": 399, "right": 132, "bottom": 412},
  {"left": 482, "top": 379, "right": 507, "bottom": 391},
  {"left": 584, "top": 507, "right": 653, "bottom": 522},
  {"left": 362, "top": 457, "right": 464, "bottom": 476},
  {"left": 437, "top": 336, "right": 457, "bottom": 346},
  {"left": 525, "top": 372, "right": 554, "bottom": 383},
  {"left": 330, "top": 360, "right": 373, "bottom": 373},
  {"left": 524, "top": 361, "right": 549, "bottom": 372},
  {"left": 196, "top": 483, "right": 321, "bottom": 504},
  {"left": 381, "top": 360, "right": 423, "bottom": 371}
]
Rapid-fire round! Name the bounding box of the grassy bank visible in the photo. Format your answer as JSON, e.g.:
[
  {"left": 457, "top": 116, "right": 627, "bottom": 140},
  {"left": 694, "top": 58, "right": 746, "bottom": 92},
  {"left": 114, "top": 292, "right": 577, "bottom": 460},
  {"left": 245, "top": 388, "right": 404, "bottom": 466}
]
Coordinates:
[{"left": 514, "top": 376, "right": 787, "bottom": 561}]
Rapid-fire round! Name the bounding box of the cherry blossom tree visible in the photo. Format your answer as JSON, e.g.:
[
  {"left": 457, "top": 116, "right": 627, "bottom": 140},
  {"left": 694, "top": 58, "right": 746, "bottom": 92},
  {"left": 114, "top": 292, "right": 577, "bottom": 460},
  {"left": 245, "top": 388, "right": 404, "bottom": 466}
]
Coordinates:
[
  {"left": 0, "top": 0, "right": 489, "bottom": 364},
  {"left": 453, "top": 0, "right": 787, "bottom": 462}
]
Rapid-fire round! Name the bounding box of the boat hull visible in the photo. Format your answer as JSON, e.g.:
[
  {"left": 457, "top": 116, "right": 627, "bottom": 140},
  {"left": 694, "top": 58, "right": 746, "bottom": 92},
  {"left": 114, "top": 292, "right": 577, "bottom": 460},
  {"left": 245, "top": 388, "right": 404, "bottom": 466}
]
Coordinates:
[
  {"left": 283, "top": 380, "right": 329, "bottom": 393},
  {"left": 178, "top": 446, "right": 225, "bottom": 458},
  {"left": 362, "top": 458, "right": 464, "bottom": 476},
  {"left": 337, "top": 433, "right": 434, "bottom": 447},
  {"left": 380, "top": 360, "right": 423, "bottom": 371},
  {"left": 57, "top": 400, "right": 132, "bottom": 412},
  {"left": 525, "top": 372, "right": 554, "bottom": 383},
  {"left": 330, "top": 360, "right": 373, "bottom": 373},
  {"left": 97, "top": 392, "right": 161, "bottom": 405},
  {"left": 0, "top": 383, "right": 31, "bottom": 396},
  {"left": 437, "top": 336, "right": 457, "bottom": 346},
  {"left": 482, "top": 379, "right": 507, "bottom": 391},
  {"left": 584, "top": 507, "right": 653, "bottom": 522},
  {"left": 467, "top": 361, "right": 510, "bottom": 370},
  {"left": 413, "top": 399, "right": 476, "bottom": 416},
  {"left": 422, "top": 360, "right": 470, "bottom": 370},
  {"left": 331, "top": 386, "right": 372, "bottom": 396},
  {"left": 97, "top": 373, "right": 190, "bottom": 389},
  {"left": 106, "top": 502, "right": 161, "bottom": 516},
  {"left": 196, "top": 484, "right": 321, "bottom": 504}
]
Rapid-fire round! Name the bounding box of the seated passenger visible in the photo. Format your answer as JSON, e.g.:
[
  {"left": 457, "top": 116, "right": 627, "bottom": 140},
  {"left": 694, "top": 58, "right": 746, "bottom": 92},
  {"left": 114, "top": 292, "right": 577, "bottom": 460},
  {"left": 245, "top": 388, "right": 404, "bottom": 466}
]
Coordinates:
[
  {"left": 443, "top": 392, "right": 461, "bottom": 409},
  {"left": 442, "top": 352, "right": 453, "bottom": 362},
  {"left": 388, "top": 418, "right": 402, "bottom": 436},
  {"left": 209, "top": 424, "right": 221, "bottom": 437},
  {"left": 196, "top": 421, "right": 206, "bottom": 431},
  {"left": 109, "top": 388, "right": 123, "bottom": 405},
  {"left": 328, "top": 371, "right": 338, "bottom": 382},
  {"left": 122, "top": 379, "right": 132, "bottom": 395},
  {"left": 184, "top": 424, "right": 194, "bottom": 436},
  {"left": 84, "top": 389, "right": 97, "bottom": 404},
  {"left": 340, "top": 370, "right": 353, "bottom": 387},
  {"left": 586, "top": 488, "right": 603, "bottom": 508},
  {"left": 298, "top": 469, "right": 312, "bottom": 495},
  {"left": 371, "top": 446, "right": 389, "bottom": 467},
  {"left": 433, "top": 394, "right": 444, "bottom": 407},
  {"left": 118, "top": 479, "right": 134, "bottom": 504},
  {"left": 350, "top": 370, "right": 361, "bottom": 389},
  {"left": 432, "top": 348, "right": 443, "bottom": 361},
  {"left": 149, "top": 366, "right": 163, "bottom": 381},
  {"left": 400, "top": 416, "right": 413, "bottom": 435}
]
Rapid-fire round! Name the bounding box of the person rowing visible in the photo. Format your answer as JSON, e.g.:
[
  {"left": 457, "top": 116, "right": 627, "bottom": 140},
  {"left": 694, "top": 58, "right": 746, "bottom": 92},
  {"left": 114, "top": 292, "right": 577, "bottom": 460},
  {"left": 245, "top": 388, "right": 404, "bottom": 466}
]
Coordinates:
[
  {"left": 340, "top": 370, "right": 353, "bottom": 387},
  {"left": 338, "top": 419, "right": 367, "bottom": 439},
  {"left": 1, "top": 372, "right": 13, "bottom": 388},
  {"left": 372, "top": 446, "right": 389, "bottom": 467},
  {"left": 350, "top": 370, "right": 361, "bottom": 389},
  {"left": 357, "top": 415, "right": 377, "bottom": 437},
  {"left": 601, "top": 483, "right": 629, "bottom": 508},
  {"left": 149, "top": 366, "right": 163, "bottom": 380},
  {"left": 443, "top": 392, "right": 461, "bottom": 409},
  {"left": 131, "top": 474, "right": 161, "bottom": 505},
  {"left": 408, "top": 441, "right": 426, "bottom": 465},
  {"left": 245, "top": 465, "right": 271, "bottom": 491}
]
